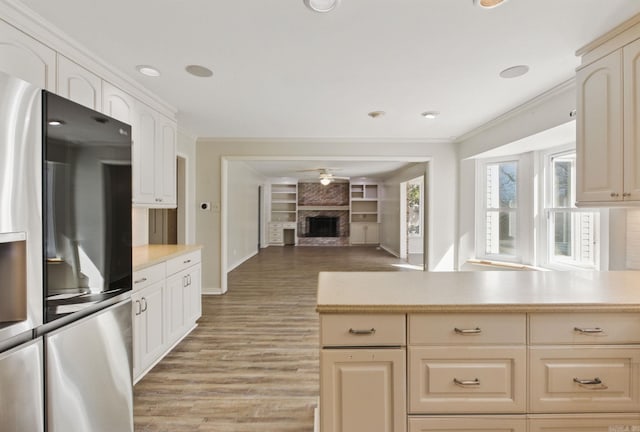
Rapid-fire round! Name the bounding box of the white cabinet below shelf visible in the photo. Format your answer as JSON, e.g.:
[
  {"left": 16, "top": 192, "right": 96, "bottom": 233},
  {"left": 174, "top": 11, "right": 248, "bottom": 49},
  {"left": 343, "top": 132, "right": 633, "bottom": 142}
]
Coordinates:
[
  {"left": 350, "top": 222, "right": 379, "bottom": 245},
  {"left": 132, "top": 277, "right": 166, "bottom": 380}
]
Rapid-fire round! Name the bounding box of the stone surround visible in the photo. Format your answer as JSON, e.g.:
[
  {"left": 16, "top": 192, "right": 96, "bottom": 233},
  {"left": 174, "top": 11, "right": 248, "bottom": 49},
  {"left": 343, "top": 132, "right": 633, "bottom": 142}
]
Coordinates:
[
  {"left": 297, "top": 182, "right": 350, "bottom": 246},
  {"left": 298, "top": 182, "right": 349, "bottom": 206}
]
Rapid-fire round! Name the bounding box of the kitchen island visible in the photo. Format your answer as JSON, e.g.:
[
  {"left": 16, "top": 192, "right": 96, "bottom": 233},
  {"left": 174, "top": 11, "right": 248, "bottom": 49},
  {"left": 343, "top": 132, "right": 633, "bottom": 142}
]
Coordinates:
[{"left": 317, "top": 271, "right": 640, "bottom": 432}]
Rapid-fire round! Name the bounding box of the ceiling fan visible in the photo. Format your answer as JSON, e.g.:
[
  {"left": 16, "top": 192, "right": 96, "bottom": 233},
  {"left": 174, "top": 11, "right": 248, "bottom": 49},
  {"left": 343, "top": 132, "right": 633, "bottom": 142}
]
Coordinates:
[{"left": 296, "top": 168, "right": 349, "bottom": 185}]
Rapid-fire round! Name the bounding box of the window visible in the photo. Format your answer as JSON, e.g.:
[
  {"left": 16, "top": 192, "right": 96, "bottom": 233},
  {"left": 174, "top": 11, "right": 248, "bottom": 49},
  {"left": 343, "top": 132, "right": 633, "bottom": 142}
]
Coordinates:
[
  {"left": 407, "top": 178, "right": 422, "bottom": 237},
  {"left": 544, "top": 151, "right": 599, "bottom": 269},
  {"left": 476, "top": 155, "right": 530, "bottom": 262}
]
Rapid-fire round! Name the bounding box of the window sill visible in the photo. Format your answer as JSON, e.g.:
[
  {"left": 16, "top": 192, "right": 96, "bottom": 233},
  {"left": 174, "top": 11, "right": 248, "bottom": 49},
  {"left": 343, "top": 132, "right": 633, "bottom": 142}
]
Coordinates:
[{"left": 465, "top": 259, "right": 548, "bottom": 271}]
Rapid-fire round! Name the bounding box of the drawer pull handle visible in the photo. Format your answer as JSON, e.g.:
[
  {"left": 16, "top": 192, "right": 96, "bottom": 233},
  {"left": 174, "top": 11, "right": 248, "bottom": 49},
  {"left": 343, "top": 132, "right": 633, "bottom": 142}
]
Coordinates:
[
  {"left": 453, "top": 378, "right": 480, "bottom": 387},
  {"left": 454, "top": 327, "right": 482, "bottom": 335},
  {"left": 134, "top": 277, "right": 148, "bottom": 284},
  {"left": 348, "top": 328, "right": 376, "bottom": 335},
  {"left": 574, "top": 327, "right": 603, "bottom": 334},
  {"left": 184, "top": 259, "right": 192, "bottom": 264},
  {"left": 573, "top": 377, "right": 608, "bottom": 389}
]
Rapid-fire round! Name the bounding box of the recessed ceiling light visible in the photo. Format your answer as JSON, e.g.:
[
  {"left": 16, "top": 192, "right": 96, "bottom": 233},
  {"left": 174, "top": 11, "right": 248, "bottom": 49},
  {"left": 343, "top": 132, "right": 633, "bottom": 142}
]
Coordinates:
[
  {"left": 48, "top": 120, "right": 64, "bottom": 126},
  {"left": 304, "top": 0, "right": 340, "bottom": 13},
  {"left": 421, "top": 111, "right": 440, "bottom": 119},
  {"left": 136, "top": 65, "right": 161, "bottom": 77},
  {"left": 185, "top": 64, "right": 213, "bottom": 77},
  {"left": 474, "top": 0, "right": 509, "bottom": 8},
  {"left": 368, "top": 111, "right": 385, "bottom": 119},
  {"left": 499, "top": 65, "right": 530, "bottom": 79}
]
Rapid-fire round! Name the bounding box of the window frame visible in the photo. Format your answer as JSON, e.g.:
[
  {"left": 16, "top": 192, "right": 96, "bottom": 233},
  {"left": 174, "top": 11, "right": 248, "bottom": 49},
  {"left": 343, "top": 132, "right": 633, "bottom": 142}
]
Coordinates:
[{"left": 475, "top": 154, "right": 533, "bottom": 264}]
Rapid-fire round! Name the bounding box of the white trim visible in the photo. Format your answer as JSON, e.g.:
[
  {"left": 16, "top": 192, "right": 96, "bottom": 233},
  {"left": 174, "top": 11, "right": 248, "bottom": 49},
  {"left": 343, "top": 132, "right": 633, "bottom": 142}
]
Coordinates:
[
  {"left": 176, "top": 151, "right": 190, "bottom": 244},
  {"left": 202, "top": 286, "right": 225, "bottom": 295},
  {"left": 227, "top": 250, "right": 258, "bottom": 273},
  {"left": 198, "top": 137, "right": 451, "bottom": 145},
  {"left": 221, "top": 158, "right": 229, "bottom": 294},
  {"left": 379, "top": 244, "right": 400, "bottom": 258}
]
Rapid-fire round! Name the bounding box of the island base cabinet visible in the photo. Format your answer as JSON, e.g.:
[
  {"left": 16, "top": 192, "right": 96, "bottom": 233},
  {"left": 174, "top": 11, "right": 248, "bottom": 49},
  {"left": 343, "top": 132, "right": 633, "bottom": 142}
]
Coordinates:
[
  {"left": 529, "top": 414, "right": 640, "bottom": 431},
  {"left": 320, "top": 348, "right": 406, "bottom": 432},
  {"left": 408, "top": 416, "right": 526, "bottom": 432}
]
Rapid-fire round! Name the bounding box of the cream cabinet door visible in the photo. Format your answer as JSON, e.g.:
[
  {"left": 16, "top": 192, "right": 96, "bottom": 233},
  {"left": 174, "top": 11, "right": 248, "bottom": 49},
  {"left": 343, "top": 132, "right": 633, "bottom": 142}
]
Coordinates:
[
  {"left": 529, "top": 346, "right": 640, "bottom": 413},
  {"left": 408, "top": 346, "right": 526, "bottom": 414},
  {"left": 0, "top": 18, "right": 55, "bottom": 89},
  {"left": 408, "top": 416, "right": 526, "bottom": 432},
  {"left": 624, "top": 37, "right": 640, "bottom": 201},
  {"left": 132, "top": 280, "right": 166, "bottom": 381},
  {"left": 166, "top": 270, "right": 187, "bottom": 344},
  {"left": 350, "top": 223, "right": 366, "bottom": 244},
  {"left": 56, "top": 55, "right": 102, "bottom": 111},
  {"left": 321, "top": 348, "right": 406, "bottom": 432},
  {"left": 576, "top": 49, "right": 624, "bottom": 203},
  {"left": 529, "top": 414, "right": 640, "bottom": 431},
  {"left": 185, "top": 264, "right": 202, "bottom": 324}
]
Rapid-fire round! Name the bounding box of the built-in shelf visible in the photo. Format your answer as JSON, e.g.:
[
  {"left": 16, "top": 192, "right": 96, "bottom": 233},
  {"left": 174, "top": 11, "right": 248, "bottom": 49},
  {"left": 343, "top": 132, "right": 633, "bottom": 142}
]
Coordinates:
[{"left": 270, "top": 183, "right": 298, "bottom": 227}]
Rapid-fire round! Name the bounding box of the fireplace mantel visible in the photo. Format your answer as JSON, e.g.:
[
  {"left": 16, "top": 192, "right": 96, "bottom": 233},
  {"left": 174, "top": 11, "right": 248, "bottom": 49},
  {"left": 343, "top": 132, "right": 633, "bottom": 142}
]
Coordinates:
[{"left": 298, "top": 205, "right": 349, "bottom": 211}]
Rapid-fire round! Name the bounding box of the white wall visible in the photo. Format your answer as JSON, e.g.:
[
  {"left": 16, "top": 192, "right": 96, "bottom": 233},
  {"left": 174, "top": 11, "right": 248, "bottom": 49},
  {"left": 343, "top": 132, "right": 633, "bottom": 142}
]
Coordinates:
[
  {"left": 177, "top": 129, "right": 197, "bottom": 244},
  {"left": 196, "top": 139, "right": 457, "bottom": 293},
  {"left": 227, "top": 161, "right": 263, "bottom": 271}
]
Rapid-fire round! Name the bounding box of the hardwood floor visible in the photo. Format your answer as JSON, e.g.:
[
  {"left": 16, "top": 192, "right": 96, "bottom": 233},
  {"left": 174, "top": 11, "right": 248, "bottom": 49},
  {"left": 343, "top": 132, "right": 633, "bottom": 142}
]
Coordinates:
[{"left": 133, "top": 246, "right": 411, "bottom": 431}]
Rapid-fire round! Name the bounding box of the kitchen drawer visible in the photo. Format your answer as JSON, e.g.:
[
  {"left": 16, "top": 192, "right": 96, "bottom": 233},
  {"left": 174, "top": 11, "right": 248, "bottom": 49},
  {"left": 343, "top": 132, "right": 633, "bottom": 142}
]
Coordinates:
[
  {"left": 133, "top": 262, "right": 165, "bottom": 292},
  {"left": 408, "top": 346, "right": 526, "bottom": 414},
  {"left": 529, "top": 346, "right": 640, "bottom": 413},
  {"left": 320, "top": 314, "right": 406, "bottom": 347},
  {"left": 408, "top": 416, "right": 526, "bottom": 432},
  {"left": 409, "top": 313, "right": 526, "bottom": 345},
  {"left": 530, "top": 313, "right": 640, "bottom": 345},
  {"left": 529, "top": 413, "right": 640, "bottom": 431},
  {"left": 166, "top": 250, "right": 201, "bottom": 276}
]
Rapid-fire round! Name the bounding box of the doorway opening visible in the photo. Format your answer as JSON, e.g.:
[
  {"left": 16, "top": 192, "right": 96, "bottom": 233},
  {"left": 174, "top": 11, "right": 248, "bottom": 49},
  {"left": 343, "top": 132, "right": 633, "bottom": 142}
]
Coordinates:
[{"left": 400, "top": 175, "right": 425, "bottom": 270}]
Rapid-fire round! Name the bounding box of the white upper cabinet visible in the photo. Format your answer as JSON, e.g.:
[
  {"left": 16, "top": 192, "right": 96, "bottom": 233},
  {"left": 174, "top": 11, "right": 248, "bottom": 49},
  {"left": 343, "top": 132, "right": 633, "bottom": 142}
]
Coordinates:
[
  {"left": 576, "top": 20, "right": 640, "bottom": 205},
  {"left": 56, "top": 54, "right": 102, "bottom": 111},
  {"left": 0, "top": 19, "right": 55, "bottom": 89},
  {"left": 624, "top": 37, "right": 640, "bottom": 201},
  {"left": 133, "top": 101, "right": 177, "bottom": 208},
  {"left": 102, "top": 81, "right": 135, "bottom": 125}
]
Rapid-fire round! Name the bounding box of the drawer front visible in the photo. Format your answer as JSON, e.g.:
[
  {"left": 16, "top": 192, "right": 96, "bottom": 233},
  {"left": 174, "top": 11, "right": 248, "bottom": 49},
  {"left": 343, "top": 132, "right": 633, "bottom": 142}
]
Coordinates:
[
  {"left": 409, "top": 313, "right": 526, "bottom": 345},
  {"left": 321, "top": 314, "right": 406, "bottom": 347},
  {"left": 530, "top": 346, "right": 640, "bottom": 413},
  {"left": 529, "top": 414, "right": 640, "bottom": 431},
  {"left": 530, "top": 313, "right": 640, "bottom": 344},
  {"left": 409, "top": 416, "right": 526, "bottom": 432},
  {"left": 166, "top": 250, "right": 201, "bottom": 276},
  {"left": 408, "top": 346, "right": 526, "bottom": 414},
  {"left": 133, "top": 262, "right": 165, "bottom": 292}
]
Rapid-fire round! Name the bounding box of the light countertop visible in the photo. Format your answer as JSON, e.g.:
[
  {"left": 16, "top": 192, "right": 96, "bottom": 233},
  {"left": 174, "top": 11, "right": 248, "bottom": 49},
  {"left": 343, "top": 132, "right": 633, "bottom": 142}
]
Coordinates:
[
  {"left": 133, "top": 244, "right": 202, "bottom": 271},
  {"left": 317, "top": 271, "right": 640, "bottom": 313}
]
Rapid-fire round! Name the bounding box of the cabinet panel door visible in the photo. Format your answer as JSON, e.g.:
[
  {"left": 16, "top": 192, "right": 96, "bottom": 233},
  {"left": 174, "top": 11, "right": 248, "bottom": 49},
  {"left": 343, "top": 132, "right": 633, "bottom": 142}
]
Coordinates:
[
  {"left": 184, "top": 264, "right": 201, "bottom": 324},
  {"left": 133, "top": 105, "right": 157, "bottom": 205},
  {"left": 156, "top": 117, "right": 177, "bottom": 206},
  {"left": 529, "top": 414, "right": 640, "bottom": 431},
  {"left": 321, "top": 348, "right": 406, "bottom": 432},
  {"left": 408, "top": 416, "right": 526, "bottom": 432},
  {"left": 56, "top": 55, "right": 101, "bottom": 111},
  {"left": 576, "top": 50, "right": 623, "bottom": 203},
  {"left": 103, "top": 81, "right": 135, "bottom": 125},
  {"left": 365, "top": 223, "right": 379, "bottom": 244},
  {"left": 624, "top": 38, "right": 640, "bottom": 201},
  {"left": 166, "top": 271, "right": 187, "bottom": 344},
  {"left": 140, "top": 281, "right": 166, "bottom": 369},
  {"left": 131, "top": 293, "right": 145, "bottom": 378},
  {"left": 408, "top": 346, "right": 526, "bottom": 414},
  {"left": 530, "top": 346, "right": 640, "bottom": 413},
  {"left": 350, "top": 223, "right": 365, "bottom": 244},
  {"left": 0, "top": 19, "right": 55, "bottom": 90}
]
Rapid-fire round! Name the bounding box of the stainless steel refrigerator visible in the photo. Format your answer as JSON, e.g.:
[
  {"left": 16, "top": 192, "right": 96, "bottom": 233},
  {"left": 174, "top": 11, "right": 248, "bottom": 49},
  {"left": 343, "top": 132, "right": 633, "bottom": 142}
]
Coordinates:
[{"left": 0, "top": 70, "right": 134, "bottom": 432}]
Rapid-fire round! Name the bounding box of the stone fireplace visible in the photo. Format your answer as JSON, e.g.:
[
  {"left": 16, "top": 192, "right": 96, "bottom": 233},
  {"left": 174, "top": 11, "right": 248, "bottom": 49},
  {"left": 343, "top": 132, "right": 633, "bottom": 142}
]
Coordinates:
[{"left": 297, "top": 182, "right": 350, "bottom": 246}]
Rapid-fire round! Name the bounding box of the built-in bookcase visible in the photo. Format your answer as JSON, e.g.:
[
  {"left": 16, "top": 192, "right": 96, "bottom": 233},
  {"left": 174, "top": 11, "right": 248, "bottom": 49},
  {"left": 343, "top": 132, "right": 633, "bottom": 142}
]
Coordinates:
[
  {"left": 350, "top": 183, "right": 379, "bottom": 223},
  {"left": 270, "top": 183, "right": 297, "bottom": 222}
]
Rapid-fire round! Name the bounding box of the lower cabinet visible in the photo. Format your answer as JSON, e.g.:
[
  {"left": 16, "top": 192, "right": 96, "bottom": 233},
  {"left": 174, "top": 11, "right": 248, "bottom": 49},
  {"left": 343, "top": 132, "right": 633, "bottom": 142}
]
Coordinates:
[
  {"left": 408, "top": 416, "right": 526, "bottom": 432},
  {"left": 528, "top": 414, "right": 640, "bottom": 431},
  {"left": 132, "top": 279, "right": 166, "bottom": 379},
  {"left": 350, "top": 222, "right": 379, "bottom": 245},
  {"left": 320, "top": 348, "right": 406, "bottom": 432},
  {"left": 132, "top": 248, "right": 202, "bottom": 383}
]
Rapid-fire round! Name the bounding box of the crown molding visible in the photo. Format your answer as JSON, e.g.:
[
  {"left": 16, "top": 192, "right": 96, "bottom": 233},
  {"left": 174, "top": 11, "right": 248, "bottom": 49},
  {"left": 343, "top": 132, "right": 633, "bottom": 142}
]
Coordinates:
[
  {"left": 197, "top": 136, "right": 453, "bottom": 145},
  {"left": 0, "top": 0, "right": 177, "bottom": 118}
]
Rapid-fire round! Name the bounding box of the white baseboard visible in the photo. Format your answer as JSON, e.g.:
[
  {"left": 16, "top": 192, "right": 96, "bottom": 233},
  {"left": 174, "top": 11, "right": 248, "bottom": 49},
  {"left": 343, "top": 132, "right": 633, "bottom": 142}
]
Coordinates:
[
  {"left": 314, "top": 398, "right": 319, "bottom": 432},
  {"left": 202, "top": 287, "right": 226, "bottom": 295},
  {"left": 379, "top": 244, "right": 400, "bottom": 258},
  {"left": 227, "top": 250, "right": 258, "bottom": 272}
]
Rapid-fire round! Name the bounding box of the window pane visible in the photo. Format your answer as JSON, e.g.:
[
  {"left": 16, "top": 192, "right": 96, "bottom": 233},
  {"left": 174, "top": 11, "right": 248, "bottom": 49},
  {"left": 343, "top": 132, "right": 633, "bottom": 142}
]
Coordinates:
[
  {"left": 486, "top": 210, "right": 517, "bottom": 255},
  {"left": 550, "top": 210, "right": 597, "bottom": 267},
  {"left": 553, "top": 211, "right": 571, "bottom": 257},
  {"left": 552, "top": 155, "right": 574, "bottom": 208},
  {"left": 486, "top": 162, "right": 517, "bottom": 209},
  {"left": 407, "top": 183, "right": 420, "bottom": 235}
]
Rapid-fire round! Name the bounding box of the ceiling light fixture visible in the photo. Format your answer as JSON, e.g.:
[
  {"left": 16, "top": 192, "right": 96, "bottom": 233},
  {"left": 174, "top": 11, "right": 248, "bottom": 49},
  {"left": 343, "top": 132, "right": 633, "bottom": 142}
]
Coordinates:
[
  {"left": 499, "top": 65, "right": 530, "bottom": 79},
  {"left": 368, "top": 111, "right": 385, "bottom": 119},
  {"left": 185, "top": 64, "right": 213, "bottom": 77},
  {"left": 421, "top": 111, "right": 440, "bottom": 119},
  {"left": 136, "top": 65, "right": 161, "bottom": 77},
  {"left": 474, "top": 0, "right": 509, "bottom": 9},
  {"left": 320, "top": 177, "right": 331, "bottom": 186},
  {"left": 304, "top": 0, "right": 340, "bottom": 13}
]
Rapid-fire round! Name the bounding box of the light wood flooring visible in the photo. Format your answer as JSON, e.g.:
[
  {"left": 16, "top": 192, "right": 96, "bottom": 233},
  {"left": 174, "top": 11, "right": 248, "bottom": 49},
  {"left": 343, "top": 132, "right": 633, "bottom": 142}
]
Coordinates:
[{"left": 133, "top": 246, "right": 411, "bottom": 431}]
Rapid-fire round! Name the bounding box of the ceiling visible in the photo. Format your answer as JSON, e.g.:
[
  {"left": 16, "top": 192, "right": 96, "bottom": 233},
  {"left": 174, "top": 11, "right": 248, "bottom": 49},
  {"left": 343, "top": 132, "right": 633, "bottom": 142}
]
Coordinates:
[{"left": 15, "top": 0, "right": 640, "bottom": 141}]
